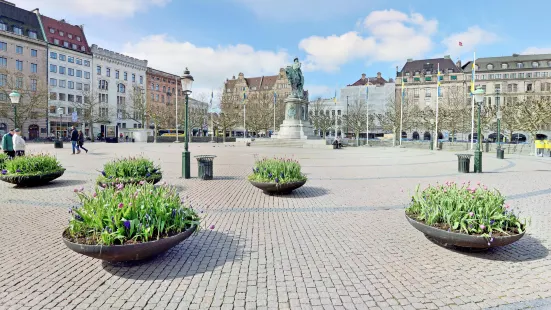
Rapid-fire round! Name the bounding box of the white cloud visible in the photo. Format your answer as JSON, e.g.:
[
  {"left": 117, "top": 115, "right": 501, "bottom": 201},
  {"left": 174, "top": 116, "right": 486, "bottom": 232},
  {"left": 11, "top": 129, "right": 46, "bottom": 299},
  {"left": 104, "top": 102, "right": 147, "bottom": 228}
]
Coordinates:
[
  {"left": 441, "top": 26, "right": 498, "bottom": 57},
  {"left": 122, "top": 35, "right": 290, "bottom": 93},
  {"left": 298, "top": 9, "right": 438, "bottom": 72},
  {"left": 305, "top": 84, "right": 333, "bottom": 99},
  {"left": 16, "top": 0, "right": 170, "bottom": 17},
  {"left": 521, "top": 47, "right": 551, "bottom": 55}
]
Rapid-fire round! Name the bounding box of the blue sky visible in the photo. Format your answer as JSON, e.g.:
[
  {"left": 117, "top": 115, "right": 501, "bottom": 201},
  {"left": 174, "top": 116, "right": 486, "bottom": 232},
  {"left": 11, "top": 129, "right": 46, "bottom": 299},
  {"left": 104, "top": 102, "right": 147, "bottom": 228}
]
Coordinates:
[{"left": 17, "top": 0, "right": 551, "bottom": 100}]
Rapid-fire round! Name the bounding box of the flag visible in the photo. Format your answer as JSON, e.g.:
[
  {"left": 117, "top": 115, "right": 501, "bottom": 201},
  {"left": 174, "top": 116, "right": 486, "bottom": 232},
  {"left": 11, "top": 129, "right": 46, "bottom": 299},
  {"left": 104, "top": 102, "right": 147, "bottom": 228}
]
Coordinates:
[
  {"left": 273, "top": 92, "right": 277, "bottom": 105},
  {"left": 334, "top": 90, "right": 337, "bottom": 105},
  {"left": 471, "top": 60, "right": 476, "bottom": 93},
  {"left": 243, "top": 90, "right": 246, "bottom": 103},
  {"left": 401, "top": 75, "right": 405, "bottom": 98},
  {"left": 459, "top": 42, "right": 463, "bottom": 46},
  {"left": 366, "top": 85, "right": 369, "bottom": 100},
  {"left": 437, "top": 69, "right": 441, "bottom": 97},
  {"left": 210, "top": 91, "right": 213, "bottom": 105}
]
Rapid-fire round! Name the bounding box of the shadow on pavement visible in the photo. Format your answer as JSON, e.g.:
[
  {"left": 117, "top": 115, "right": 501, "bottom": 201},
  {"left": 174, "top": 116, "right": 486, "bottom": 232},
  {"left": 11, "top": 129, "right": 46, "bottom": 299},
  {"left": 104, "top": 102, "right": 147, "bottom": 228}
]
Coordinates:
[
  {"left": 445, "top": 235, "right": 548, "bottom": 262},
  {"left": 101, "top": 230, "right": 245, "bottom": 280},
  {"left": 13, "top": 179, "right": 89, "bottom": 190},
  {"left": 279, "top": 186, "right": 330, "bottom": 198}
]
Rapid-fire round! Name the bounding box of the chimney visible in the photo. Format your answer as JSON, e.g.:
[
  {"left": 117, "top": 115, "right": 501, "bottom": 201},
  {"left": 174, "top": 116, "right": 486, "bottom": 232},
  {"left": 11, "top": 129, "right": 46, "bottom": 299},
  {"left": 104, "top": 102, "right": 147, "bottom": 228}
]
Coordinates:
[
  {"left": 60, "top": 19, "right": 66, "bottom": 23},
  {"left": 513, "top": 53, "right": 519, "bottom": 57},
  {"left": 361, "top": 73, "right": 366, "bottom": 80},
  {"left": 444, "top": 55, "right": 451, "bottom": 59},
  {"left": 407, "top": 58, "right": 413, "bottom": 62},
  {"left": 376, "top": 72, "right": 382, "bottom": 78},
  {"left": 232, "top": 75, "right": 235, "bottom": 79}
]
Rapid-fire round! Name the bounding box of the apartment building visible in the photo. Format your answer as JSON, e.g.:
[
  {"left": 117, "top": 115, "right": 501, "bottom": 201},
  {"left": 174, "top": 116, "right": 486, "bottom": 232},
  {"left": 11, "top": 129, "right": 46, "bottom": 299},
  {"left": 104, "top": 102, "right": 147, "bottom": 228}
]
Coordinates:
[{"left": 0, "top": 0, "right": 48, "bottom": 139}]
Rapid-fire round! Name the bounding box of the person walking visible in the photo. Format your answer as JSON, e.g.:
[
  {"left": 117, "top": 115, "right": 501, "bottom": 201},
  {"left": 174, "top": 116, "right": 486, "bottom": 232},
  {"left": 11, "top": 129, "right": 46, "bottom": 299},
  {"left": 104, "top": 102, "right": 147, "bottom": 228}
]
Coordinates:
[
  {"left": 1, "top": 129, "right": 15, "bottom": 158},
  {"left": 70, "top": 126, "right": 80, "bottom": 154},
  {"left": 78, "top": 130, "right": 88, "bottom": 153},
  {"left": 12, "top": 128, "right": 26, "bottom": 156}
]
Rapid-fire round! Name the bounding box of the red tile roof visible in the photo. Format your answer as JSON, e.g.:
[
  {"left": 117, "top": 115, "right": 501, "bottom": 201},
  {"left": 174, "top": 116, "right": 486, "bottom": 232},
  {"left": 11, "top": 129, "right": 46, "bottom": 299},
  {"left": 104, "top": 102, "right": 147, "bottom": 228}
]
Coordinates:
[{"left": 39, "top": 15, "right": 91, "bottom": 54}]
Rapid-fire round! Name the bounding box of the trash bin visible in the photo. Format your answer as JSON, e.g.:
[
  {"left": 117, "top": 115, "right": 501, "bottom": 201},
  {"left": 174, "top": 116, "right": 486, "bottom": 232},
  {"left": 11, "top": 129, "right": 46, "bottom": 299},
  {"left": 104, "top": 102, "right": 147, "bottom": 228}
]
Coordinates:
[
  {"left": 54, "top": 140, "right": 63, "bottom": 148},
  {"left": 496, "top": 148, "right": 505, "bottom": 159},
  {"left": 455, "top": 154, "right": 472, "bottom": 173},
  {"left": 195, "top": 155, "right": 216, "bottom": 180},
  {"left": 485, "top": 141, "right": 490, "bottom": 152}
]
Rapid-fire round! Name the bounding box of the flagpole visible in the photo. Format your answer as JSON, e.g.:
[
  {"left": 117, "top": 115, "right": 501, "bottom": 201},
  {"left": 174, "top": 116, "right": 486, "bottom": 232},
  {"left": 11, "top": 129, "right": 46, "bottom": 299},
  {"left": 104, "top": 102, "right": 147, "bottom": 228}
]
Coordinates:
[
  {"left": 434, "top": 63, "right": 440, "bottom": 150},
  {"left": 399, "top": 71, "right": 404, "bottom": 146},
  {"left": 175, "top": 78, "right": 179, "bottom": 143},
  {"left": 471, "top": 51, "right": 476, "bottom": 150},
  {"left": 273, "top": 92, "right": 276, "bottom": 136},
  {"left": 210, "top": 90, "right": 214, "bottom": 143},
  {"left": 366, "top": 79, "right": 369, "bottom": 145}
]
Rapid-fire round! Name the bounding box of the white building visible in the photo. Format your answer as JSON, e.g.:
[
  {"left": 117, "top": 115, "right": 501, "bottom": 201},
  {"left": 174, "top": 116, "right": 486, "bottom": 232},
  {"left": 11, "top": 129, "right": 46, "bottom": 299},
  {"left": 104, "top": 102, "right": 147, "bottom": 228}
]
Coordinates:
[{"left": 91, "top": 44, "right": 147, "bottom": 135}]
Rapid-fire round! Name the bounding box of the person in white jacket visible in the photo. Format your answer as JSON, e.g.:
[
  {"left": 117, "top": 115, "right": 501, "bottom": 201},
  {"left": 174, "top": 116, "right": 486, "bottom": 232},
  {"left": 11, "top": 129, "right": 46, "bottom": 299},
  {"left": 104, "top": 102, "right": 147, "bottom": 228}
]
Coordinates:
[{"left": 12, "top": 128, "right": 26, "bottom": 156}]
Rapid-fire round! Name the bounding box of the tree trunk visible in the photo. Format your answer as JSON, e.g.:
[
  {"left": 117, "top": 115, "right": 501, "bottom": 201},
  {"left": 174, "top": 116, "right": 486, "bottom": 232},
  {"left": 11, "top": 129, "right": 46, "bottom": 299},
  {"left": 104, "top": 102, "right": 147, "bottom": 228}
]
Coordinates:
[
  {"left": 154, "top": 123, "right": 157, "bottom": 143},
  {"left": 90, "top": 122, "right": 95, "bottom": 142},
  {"left": 222, "top": 125, "right": 226, "bottom": 143},
  {"left": 392, "top": 126, "right": 397, "bottom": 147},
  {"left": 356, "top": 131, "right": 359, "bottom": 147}
]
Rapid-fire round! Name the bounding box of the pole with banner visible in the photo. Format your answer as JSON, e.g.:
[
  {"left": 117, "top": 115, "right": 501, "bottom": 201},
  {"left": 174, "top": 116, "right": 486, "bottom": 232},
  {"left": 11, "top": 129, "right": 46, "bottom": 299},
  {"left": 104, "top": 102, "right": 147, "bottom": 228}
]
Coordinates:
[
  {"left": 209, "top": 91, "right": 214, "bottom": 142},
  {"left": 273, "top": 92, "right": 277, "bottom": 136},
  {"left": 243, "top": 90, "right": 246, "bottom": 138},
  {"left": 365, "top": 80, "right": 369, "bottom": 144},
  {"left": 471, "top": 52, "right": 476, "bottom": 150},
  {"left": 434, "top": 63, "right": 440, "bottom": 150},
  {"left": 399, "top": 71, "right": 404, "bottom": 146}
]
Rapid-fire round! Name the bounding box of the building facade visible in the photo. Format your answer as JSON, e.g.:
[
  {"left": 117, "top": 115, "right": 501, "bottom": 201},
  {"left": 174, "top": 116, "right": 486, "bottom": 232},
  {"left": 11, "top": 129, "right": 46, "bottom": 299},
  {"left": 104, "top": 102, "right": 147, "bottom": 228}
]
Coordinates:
[
  {"left": 37, "top": 13, "right": 92, "bottom": 138},
  {"left": 0, "top": 1, "right": 48, "bottom": 139},
  {"left": 91, "top": 44, "right": 147, "bottom": 135}
]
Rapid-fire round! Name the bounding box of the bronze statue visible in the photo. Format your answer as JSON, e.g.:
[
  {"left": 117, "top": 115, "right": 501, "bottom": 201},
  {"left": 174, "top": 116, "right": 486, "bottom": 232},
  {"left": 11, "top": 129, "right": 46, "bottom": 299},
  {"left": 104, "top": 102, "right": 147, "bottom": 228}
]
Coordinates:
[{"left": 285, "top": 58, "right": 305, "bottom": 99}]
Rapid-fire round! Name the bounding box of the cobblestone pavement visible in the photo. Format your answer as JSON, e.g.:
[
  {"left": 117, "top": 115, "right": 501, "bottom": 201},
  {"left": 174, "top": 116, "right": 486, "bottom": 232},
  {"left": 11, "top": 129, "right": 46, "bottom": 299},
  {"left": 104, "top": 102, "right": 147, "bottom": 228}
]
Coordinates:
[{"left": 1, "top": 142, "right": 551, "bottom": 310}]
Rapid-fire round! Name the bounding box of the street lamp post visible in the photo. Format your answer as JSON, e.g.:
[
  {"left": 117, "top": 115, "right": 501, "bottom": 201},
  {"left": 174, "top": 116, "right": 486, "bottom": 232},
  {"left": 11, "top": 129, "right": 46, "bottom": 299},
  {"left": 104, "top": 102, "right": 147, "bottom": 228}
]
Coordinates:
[
  {"left": 496, "top": 100, "right": 504, "bottom": 159},
  {"left": 473, "top": 86, "right": 485, "bottom": 173},
  {"left": 57, "top": 107, "right": 64, "bottom": 139},
  {"left": 346, "top": 96, "right": 349, "bottom": 138},
  {"left": 180, "top": 68, "right": 194, "bottom": 179},
  {"left": 9, "top": 90, "right": 20, "bottom": 129}
]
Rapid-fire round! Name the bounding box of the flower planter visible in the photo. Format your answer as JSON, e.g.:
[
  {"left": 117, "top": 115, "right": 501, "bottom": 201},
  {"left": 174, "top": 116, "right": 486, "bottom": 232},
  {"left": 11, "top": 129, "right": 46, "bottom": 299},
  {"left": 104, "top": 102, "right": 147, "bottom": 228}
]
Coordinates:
[
  {"left": 249, "top": 180, "right": 306, "bottom": 195},
  {"left": 405, "top": 214, "right": 525, "bottom": 249},
  {"left": 0, "top": 169, "right": 65, "bottom": 187},
  {"left": 96, "top": 174, "right": 162, "bottom": 187},
  {"left": 62, "top": 225, "right": 197, "bottom": 262}
]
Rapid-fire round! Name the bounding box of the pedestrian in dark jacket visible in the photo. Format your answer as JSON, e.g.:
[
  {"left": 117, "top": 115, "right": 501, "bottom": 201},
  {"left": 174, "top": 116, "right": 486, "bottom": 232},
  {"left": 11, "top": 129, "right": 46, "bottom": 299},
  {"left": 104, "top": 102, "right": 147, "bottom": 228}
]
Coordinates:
[
  {"left": 78, "top": 130, "right": 88, "bottom": 153},
  {"left": 70, "top": 126, "right": 80, "bottom": 154},
  {"left": 1, "top": 129, "right": 15, "bottom": 158}
]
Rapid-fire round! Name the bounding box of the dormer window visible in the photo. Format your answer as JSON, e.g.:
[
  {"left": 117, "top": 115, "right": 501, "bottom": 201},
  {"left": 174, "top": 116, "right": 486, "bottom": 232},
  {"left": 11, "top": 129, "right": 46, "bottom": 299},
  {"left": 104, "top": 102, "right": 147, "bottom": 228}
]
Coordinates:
[
  {"left": 54, "top": 39, "right": 59, "bottom": 45},
  {"left": 72, "top": 43, "right": 77, "bottom": 49},
  {"left": 28, "top": 31, "right": 37, "bottom": 39},
  {"left": 426, "top": 70, "right": 431, "bottom": 75},
  {"left": 517, "top": 63, "right": 524, "bottom": 68},
  {"left": 68, "top": 34, "right": 73, "bottom": 39},
  {"left": 81, "top": 46, "right": 85, "bottom": 51},
  {"left": 501, "top": 63, "right": 508, "bottom": 69},
  {"left": 532, "top": 61, "right": 539, "bottom": 68},
  {"left": 447, "top": 69, "right": 453, "bottom": 73},
  {"left": 487, "top": 64, "right": 494, "bottom": 70},
  {"left": 64, "top": 41, "right": 69, "bottom": 48},
  {"left": 13, "top": 26, "right": 22, "bottom": 35},
  {"left": 415, "top": 71, "right": 420, "bottom": 76},
  {"left": 76, "top": 36, "right": 81, "bottom": 41},
  {"left": 0, "top": 23, "right": 6, "bottom": 31},
  {"left": 405, "top": 72, "right": 410, "bottom": 76},
  {"left": 59, "top": 31, "right": 64, "bottom": 36}
]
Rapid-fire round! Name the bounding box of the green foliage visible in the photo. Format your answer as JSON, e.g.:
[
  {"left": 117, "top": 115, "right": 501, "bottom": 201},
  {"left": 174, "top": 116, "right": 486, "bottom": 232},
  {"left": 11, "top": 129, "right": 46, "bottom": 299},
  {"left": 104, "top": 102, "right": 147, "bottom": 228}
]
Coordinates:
[
  {"left": 0, "top": 152, "right": 8, "bottom": 169},
  {"left": 66, "top": 182, "right": 200, "bottom": 246},
  {"left": 97, "top": 157, "right": 161, "bottom": 184},
  {"left": 406, "top": 182, "right": 526, "bottom": 241},
  {"left": 2, "top": 154, "right": 63, "bottom": 175},
  {"left": 248, "top": 157, "right": 306, "bottom": 184}
]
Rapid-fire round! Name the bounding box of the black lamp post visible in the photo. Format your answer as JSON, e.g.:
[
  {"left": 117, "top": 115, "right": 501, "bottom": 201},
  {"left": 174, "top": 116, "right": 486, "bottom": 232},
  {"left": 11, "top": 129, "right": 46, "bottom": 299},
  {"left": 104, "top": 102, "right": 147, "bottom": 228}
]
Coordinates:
[
  {"left": 180, "top": 68, "right": 194, "bottom": 179},
  {"left": 473, "top": 86, "right": 485, "bottom": 173}
]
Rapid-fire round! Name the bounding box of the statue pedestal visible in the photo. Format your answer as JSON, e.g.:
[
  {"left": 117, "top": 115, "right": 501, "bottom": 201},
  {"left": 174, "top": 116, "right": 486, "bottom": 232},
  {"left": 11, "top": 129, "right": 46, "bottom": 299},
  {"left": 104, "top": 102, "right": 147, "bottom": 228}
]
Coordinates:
[{"left": 275, "top": 97, "right": 316, "bottom": 140}]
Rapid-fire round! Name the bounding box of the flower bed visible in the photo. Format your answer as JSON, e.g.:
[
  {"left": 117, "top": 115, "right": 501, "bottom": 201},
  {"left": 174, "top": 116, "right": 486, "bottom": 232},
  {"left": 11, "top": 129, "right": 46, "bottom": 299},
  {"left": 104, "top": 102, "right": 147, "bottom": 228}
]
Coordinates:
[
  {"left": 0, "top": 152, "right": 8, "bottom": 169},
  {"left": 248, "top": 158, "right": 307, "bottom": 194},
  {"left": 406, "top": 181, "right": 527, "bottom": 248},
  {"left": 97, "top": 157, "right": 162, "bottom": 186},
  {"left": 0, "top": 154, "right": 65, "bottom": 186}
]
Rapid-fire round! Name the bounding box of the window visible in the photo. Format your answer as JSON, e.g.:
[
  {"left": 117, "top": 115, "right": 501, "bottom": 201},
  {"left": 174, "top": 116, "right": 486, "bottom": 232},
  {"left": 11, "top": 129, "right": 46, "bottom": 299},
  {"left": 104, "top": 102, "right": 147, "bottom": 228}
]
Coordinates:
[
  {"left": 501, "top": 63, "right": 508, "bottom": 69},
  {"left": 50, "top": 64, "right": 57, "bottom": 73},
  {"left": 115, "top": 70, "right": 119, "bottom": 79},
  {"left": 450, "top": 75, "right": 457, "bottom": 80},
  {"left": 487, "top": 64, "right": 494, "bottom": 70},
  {"left": 532, "top": 61, "right": 539, "bottom": 68},
  {"left": 76, "top": 95, "right": 82, "bottom": 103},
  {"left": 132, "top": 74, "right": 135, "bottom": 82},
  {"left": 15, "top": 77, "right": 23, "bottom": 88},
  {"left": 76, "top": 58, "right": 82, "bottom": 65},
  {"left": 59, "top": 66, "right": 65, "bottom": 75},
  {"left": 13, "top": 26, "right": 22, "bottom": 35},
  {"left": 49, "top": 28, "right": 55, "bottom": 34},
  {"left": 511, "top": 73, "right": 517, "bottom": 79},
  {"left": 68, "top": 81, "right": 74, "bottom": 89},
  {"left": 495, "top": 84, "right": 501, "bottom": 93},
  {"left": 495, "top": 74, "right": 502, "bottom": 79},
  {"left": 163, "top": 86, "right": 166, "bottom": 92},
  {"left": 97, "top": 66, "right": 101, "bottom": 75},
  {"left": 527, "top": 83, "right": 533, "bottom": 91},
  {"left": 68, "top": 68, "right": 74, "bottom": 76},
  {"left": 72, "top": 44, "right": 77, "bottom": 49},
  {"left": 0, "top": 74, "right": 6, "bottom": 87},
  {"left": 150, "top": 83, "right": 154, "bottom": 90},
  {"left": 84, "top": 72, "right": 90, "bottom": 79},
  {"left": 64, "top": 41, "right": 70, "bottom": 47},
  {"left": 425, "top": 76, "right": 432, "bottom": 81},
  {"left": 50, "top": 52, "right": 57, "bottom": 59},
  {"left": 518, "top": 73, "right": 524, "bottom": 78},
  {"left": 59, "top": 54, "right": 65, "bottom": 61},
  {"left": 49, "top": 106, "right": 57, "bottom": 114},
  {"left": 118, "top": 84, "right": 126, "bottom": 93},
  {"left": 68, "top": 94, "right": 74, "bottom": 102},
  {"left": 425, "top": 88, "right": 431, "bottom": 97},
  {"left": 31, "top": 79, "right": 37, "bottom": 91},
  {"left": 0, "top": 57, "right": 5, "bottom": 67},
  {"left": 99, "top": 80, "right": 108, "bottom": 90},
  {"left": 76, "top": 36, "right": 81, "bottom": 42},
  {"left": 504, "top": 74, "right": 509, "bottom": 79},
  {"left": 59, "top": 31, "right": 64, "bottom": 36},
  {"left": 81, "top": 46, "right": 85, "bottom": 52},
  {"left": 155, "top": 94, "right": 159, "bottom": 101},
  {"left": 124, "top": 72, "right": 128, "bottom": 81},
  {"left": 413, "top": 88, "right": 419, "bottom": 98},
  {"left": 29, "top": 62, "right": 36, "bottom": 73},
  {"left": 106, "top": 68, "right": 110, "bottom": 77},
  {"left": 527, "top": 73, "right": 532, "bottom": 78},
  {"left": 84, "top": 84, "right": 90, "bottom": 91},
  {"left": 414, "top": 77, "right": 420, "bottom": 82},
  {"left": 0, "top": 42, "right": 6, "bottom": 51},
  {"left": 68, "top": 56, "right": 74, "bottom": 63},
  {"left": 536, "top": 72, "right": 541, "bottom": 77},
  {"left": 50, "top": 92, "right": 57, "bottom": 100},
  {"left": 50, "top": 78, "right": 57, "bottom": 86},
  {"left": 54, "top": 39, "right": 59, "bottom": 45},
  {"left": 489, "top": 74, "right": 494, "bottom": 79},
  {"left": 100, "top": 94, "right": 108, "bottom": 103},
  {"left": 0, "top": 23, "right": 6, "bottom": 31},
  {"left": 76, "top": 82, "right": 82, "bottom": 90},
  {"left": 100, "top": 107, "right": 108, "bottom": 117},
  {"left": 15, "top": 45, "right": 23, "bottom": 54},
  {"left": 83, "top": 60, "right": 90, "bottom": 67},
  {"left": 28, "top": 31, "right": 37, "bottom": 39},
  {"left": 155, "top": 84, "right": 159, "bottom": 91},
  {"left": 517, "top": 63, "right": 524, "bottom": 68},
  {"left": 76, "top": 70, "right": 82, "bottom": 78},
  {"left": 59, "top": 80, "right": 66, "bottom": 88},
  {"left": 447, "top": 69, "right": 453, "bottom": 73},
  {"left": 140, "top": 76, "right": 143, "bottom": 84}
]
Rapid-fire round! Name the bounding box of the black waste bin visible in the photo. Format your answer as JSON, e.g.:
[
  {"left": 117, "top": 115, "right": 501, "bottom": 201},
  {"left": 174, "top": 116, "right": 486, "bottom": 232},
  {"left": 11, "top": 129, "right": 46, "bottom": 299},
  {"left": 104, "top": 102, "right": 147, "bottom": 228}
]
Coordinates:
[
  {"left": 497, "top": 148, "right": 505, "bottom": 159},
  {"left": 195, "top": 155, "right": 216, "bottom": 180},
  {"left": 455, "top": 154, "right": 472, "bottom": 173},
  {"left": 54, "top": 140, "right": 63, "bottom": 148}
]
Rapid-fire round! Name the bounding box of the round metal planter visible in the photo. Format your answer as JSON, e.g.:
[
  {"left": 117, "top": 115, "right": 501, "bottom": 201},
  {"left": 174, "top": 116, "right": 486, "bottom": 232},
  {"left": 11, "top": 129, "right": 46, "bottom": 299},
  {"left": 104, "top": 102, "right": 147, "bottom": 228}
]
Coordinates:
[
  {"left": 62, "top": 225, "right": 197, "bottom": 262},
  {"left": 96, "top": 174, "right": 162, "bottom": 187},
  {"left": 0, "top": 169, "right": 65, "bottom": 187},
  {"left": 406, "top": 214, "right": 525, "bottom": 249},
  {"left": 249, "top": 180, "right": 306, "bottom": 195}
]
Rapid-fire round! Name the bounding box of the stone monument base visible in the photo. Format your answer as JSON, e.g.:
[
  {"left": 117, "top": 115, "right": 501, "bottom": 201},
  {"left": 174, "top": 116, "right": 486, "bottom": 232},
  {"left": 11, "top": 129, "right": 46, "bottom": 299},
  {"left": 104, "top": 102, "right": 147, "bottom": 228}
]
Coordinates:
[{"left": 275, "top": 97, "right": 316, "bottom": 140}]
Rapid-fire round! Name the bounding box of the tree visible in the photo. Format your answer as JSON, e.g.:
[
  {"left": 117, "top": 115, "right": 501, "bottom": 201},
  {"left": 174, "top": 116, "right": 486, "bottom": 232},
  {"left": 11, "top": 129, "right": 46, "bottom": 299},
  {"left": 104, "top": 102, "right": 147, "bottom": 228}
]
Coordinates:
[
  {"left": 343, "top": 99, "right": 366, "bottom": 145},
  {"left": 308, "top": 98, "right": 333, "bottom": 138},
  {"left": 0, "top": 70, "right": 48, "bottom": 132},
  {"left": 245, "top": 92, "right": 273, "bottom": 136},
  {"left": 377, "top": 94, "right": 417, "bottom": 144},
  {"left": 441, "top": 85, "right": 470, "bottom": 141},
  {"left": 72, "top": 88, "right": 111, "bottom": 141},
  {"left": 215, "top": 90, "right": 239, "bottom": 141},
  {"left": 126, "top": 86, "right": 147, "bottom": 127},
  {"left": 515, "top": 96, "right": 551, "bottom": 144}
]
